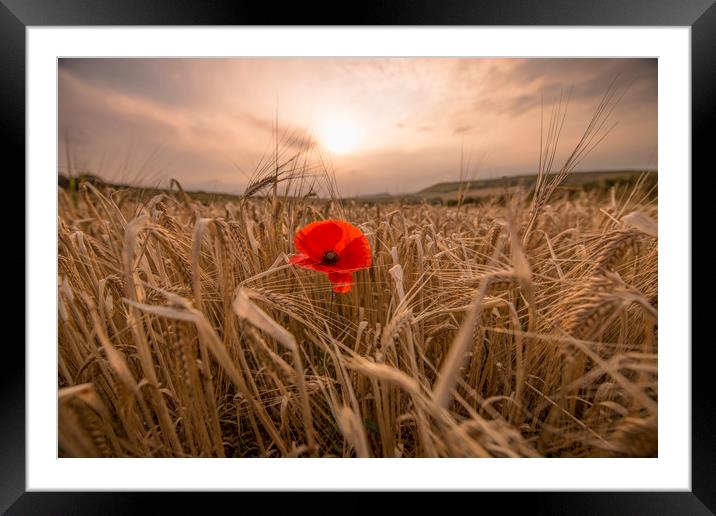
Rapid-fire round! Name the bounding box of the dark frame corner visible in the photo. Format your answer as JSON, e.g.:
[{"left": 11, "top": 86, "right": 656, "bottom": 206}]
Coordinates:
[{"left": 5, "top": 0, "right": 710, "bottom": 513}]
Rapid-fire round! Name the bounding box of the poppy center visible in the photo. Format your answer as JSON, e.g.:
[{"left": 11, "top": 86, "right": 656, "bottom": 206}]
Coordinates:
[{"left": 322, "top": 250, "right": 339, "bottom": 265}]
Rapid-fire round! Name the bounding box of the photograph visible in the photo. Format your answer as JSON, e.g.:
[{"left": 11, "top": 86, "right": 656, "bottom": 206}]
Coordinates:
[{"left": 56, "top": 56, "right": 659, "bottom": 459}]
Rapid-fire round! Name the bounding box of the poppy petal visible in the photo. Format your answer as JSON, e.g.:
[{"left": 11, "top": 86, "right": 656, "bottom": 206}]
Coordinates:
[
  {"left": 294, "top": 220, "right": 343, "bottom": 261},
  {"left": 291, "top": 257, "right": 346, "bottom": 273},
  {"left": 337, "top": 235, "right": 372, "bottom": 271},
  {"left": 300, "top": 261, "right": 334, "bottom": 272},
  {"left": 328, "top": 271, "right": 353, "bottom": 293},
  {"left": 289, "top": 219, "right": 371, "bottom": 292},
  {"left": 289, "top": 254, "right": 311, "bottom": 265},
  {"left": 332, "top": 283, "right": 353, "bottom": 293},
  {"left": 334, "top": 221, "right": 366, "bottom": 254},
  {"left": 289, "top": 254, "right": 330, "bottom": 271}
]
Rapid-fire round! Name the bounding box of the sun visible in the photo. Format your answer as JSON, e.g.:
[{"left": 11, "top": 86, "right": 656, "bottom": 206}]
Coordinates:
[{"left": 317, "top": 116, "right": 359, "bottom": 154}]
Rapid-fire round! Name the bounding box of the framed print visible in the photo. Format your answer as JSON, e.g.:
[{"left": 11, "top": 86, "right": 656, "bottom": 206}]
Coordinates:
[{"left": 5, "top": 0, "right": 710, "bottom": 513}]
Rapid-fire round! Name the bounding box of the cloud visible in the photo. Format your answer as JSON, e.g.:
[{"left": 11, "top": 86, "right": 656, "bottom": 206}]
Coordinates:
[
  {"left": 58, "top": 57, "right": 657, "bottom": 196},
  {"left": 236, "top": 112, "right": 318, "bottom": 150},
  {"left": 462, "top": 58, "right": 657, "bottom": 118}
]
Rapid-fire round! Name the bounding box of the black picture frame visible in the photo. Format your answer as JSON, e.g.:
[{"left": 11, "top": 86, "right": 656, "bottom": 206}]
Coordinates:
[{"left": 5, "top": 0, "right": 709, "bottom": 513}]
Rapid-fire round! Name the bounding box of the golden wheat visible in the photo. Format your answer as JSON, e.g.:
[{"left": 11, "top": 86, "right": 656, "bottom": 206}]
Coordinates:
[{"left": 57, "top": 169, "right": 657, "bottom": 458}]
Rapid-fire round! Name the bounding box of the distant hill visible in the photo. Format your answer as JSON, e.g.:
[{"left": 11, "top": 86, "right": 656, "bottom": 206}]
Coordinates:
[
  {"left": 59, "top": 169, "right": 656, "bottom": 204},
  {"left": 417, "top": 169, "right": 656, "bottom": 196},
  {"left": 352, "top": 192, "right": 394, "bottom": 201},
  {"left": 58, "top": 174, "right": 244, "bottom": 204}
]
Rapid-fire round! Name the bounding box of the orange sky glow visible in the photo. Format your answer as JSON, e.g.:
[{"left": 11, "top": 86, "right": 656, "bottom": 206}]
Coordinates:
[{"left": 59, "top": 58, "right": 657, "bottom": 197}]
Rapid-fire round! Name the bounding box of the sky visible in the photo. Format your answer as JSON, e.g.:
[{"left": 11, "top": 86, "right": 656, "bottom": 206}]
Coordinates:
[{"left": 58, "top": 58, "right": 657, "bottom": 197}]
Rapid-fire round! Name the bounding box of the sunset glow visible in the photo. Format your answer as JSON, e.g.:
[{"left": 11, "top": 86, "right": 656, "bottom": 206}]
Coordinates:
[
  {"left": 318, "top": 116, "right": 360, "bottom": 154},
  {"left": 58, "top": 58, "right": 657, "bottom": 196}
]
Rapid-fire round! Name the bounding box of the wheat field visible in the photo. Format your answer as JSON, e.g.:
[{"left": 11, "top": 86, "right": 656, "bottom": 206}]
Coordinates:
[{"left": 57, "top": 152, "right": 658, "bottom": 458}]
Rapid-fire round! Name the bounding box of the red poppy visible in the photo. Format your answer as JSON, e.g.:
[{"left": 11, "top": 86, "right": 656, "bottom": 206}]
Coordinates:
[{"left": 289, "top": 219, "right": 372, "bottom": 293}]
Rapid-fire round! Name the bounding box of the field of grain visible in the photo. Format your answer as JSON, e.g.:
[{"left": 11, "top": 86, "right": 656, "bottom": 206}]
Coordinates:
[{"left": 57, "top": 160, "right": 658, "bottom": 458}]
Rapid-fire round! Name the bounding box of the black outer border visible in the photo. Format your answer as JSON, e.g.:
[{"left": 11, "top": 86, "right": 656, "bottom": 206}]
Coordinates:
[{"left": 4, "top": 0, "right": 711, "bottom": 513}]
